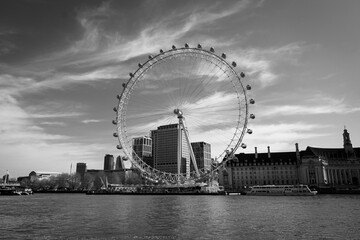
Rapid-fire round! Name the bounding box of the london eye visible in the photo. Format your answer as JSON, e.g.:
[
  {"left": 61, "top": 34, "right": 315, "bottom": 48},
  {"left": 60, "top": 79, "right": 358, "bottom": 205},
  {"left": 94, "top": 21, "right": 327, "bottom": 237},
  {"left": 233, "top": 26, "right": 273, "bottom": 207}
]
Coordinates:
[{"left": 113, "top": 43, "right": 255, "bottom": 184}]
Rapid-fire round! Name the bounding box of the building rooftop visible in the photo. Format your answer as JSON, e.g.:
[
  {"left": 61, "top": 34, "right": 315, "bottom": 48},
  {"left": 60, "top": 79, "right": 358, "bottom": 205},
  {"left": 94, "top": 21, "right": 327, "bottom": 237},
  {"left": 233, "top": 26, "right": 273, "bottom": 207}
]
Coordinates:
[
  {"left": 302, "top": 146, "right": 360, "bottom": 160},
  {"left": 227, "top": 151, "right": 298, "bottom": 166}
]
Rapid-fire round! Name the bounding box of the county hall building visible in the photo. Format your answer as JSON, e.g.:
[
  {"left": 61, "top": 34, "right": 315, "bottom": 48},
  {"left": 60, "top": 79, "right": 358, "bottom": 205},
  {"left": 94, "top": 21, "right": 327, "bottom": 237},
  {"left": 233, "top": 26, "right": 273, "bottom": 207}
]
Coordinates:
[{"left": 220, "top": 128, "right": 360, "bottom": 190}]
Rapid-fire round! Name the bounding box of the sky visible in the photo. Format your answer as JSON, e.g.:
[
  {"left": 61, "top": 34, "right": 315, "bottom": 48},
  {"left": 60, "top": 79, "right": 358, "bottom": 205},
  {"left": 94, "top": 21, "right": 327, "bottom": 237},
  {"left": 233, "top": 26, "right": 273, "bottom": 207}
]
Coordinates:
[{"left": 1, "top": 0, "right": 360, "bottom": 177}]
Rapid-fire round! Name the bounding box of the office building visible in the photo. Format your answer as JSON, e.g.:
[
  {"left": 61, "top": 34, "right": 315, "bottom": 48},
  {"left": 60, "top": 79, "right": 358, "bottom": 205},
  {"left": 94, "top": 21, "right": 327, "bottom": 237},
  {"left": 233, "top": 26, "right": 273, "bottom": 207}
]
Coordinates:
[
  {"left": 76, "top": 163, "right": 87, "bottom": 174},
  {"left": 220, "top": 128, "right": 360, "bottom": 190},
  {"left": 299, "top": 128, "right": 360, "bottom": 187},
  {"left": 104, "top": 154, "right": 114, "bottom": 171},
  {"left": 76, "top": 162, "right": 87, "bottom": 181},
  {"left": 115, "top": 155, "right": 126, "bottom": 170},
  {"left": 133, "top": 136, "right": 153, "bottom": 167},
  {"left": 151, "top": 124, "right": 190, "bottom": 175},
  {"left": 191, "top": 142, "right": 212, "bottom": 172},
  {"left": 220, "top": 145, "right": 299, "bottom": 190}
]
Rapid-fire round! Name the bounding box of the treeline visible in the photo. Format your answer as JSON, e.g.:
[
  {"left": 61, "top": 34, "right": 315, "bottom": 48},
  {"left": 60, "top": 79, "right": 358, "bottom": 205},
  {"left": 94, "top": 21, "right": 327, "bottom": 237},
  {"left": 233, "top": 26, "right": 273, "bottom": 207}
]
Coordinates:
[{"left": 20, "top": 171, "right": 144, "bottom": 191}]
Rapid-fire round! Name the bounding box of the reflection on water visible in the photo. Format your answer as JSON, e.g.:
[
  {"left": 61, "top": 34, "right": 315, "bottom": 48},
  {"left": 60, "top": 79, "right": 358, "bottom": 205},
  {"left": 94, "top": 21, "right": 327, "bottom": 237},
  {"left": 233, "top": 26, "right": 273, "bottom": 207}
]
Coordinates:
[{"left": 1, "top": 194, "right": 359, "bottom": 239}]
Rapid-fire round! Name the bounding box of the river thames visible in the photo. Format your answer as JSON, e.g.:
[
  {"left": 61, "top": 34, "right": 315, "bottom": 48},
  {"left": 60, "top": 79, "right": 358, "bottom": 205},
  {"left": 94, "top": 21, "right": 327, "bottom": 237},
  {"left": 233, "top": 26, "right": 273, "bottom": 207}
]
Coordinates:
[{"left": 1, "top": 194, "right": 359, "bottom": 239}]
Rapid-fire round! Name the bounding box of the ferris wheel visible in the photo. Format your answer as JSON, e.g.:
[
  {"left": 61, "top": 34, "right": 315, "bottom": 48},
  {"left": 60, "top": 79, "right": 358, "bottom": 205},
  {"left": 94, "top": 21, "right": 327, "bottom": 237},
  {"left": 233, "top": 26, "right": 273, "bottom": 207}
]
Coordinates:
[{"left": 113, "top": 43, "right": 255, "bottom": 184}]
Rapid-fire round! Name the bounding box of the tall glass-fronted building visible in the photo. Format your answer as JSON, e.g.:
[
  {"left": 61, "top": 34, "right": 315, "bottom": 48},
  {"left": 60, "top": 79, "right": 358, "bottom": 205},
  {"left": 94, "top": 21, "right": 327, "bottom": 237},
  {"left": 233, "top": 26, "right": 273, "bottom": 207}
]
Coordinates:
[
  {"left": 191, "top": 142, "right": 212, "bottom": 172},
  {"left": 151, "top": 124, "right": 190, "bottom": 175}
]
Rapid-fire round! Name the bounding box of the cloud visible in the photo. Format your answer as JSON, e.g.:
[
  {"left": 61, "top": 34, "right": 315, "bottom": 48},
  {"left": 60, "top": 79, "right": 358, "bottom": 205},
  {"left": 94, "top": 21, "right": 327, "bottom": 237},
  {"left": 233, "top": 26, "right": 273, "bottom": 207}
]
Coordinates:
[
  {"left": 260, "top": 95, "right": 360, "bottom": 117},
  {"left": 0, "top": 93, "right": 83, "bottom": 147},
  {"left": 0, "top": 94, "right": 110, "bottom": 176},
  {"left": 243, "top": 122, "right": 332, "bottom": 152},
  {"left": 0, "top": 0, "right": 274, "bottom": 100},
  {"left": 115, "top": 1, "right": 251, "bottom": 62},
  {"left": 0, "top": 95, "right": 70, "bottom": 144},
  {"left": 40, "top": 121, "right": 66, "bottom": 126},
  {"left": 1, "top": 141, "right": 111, "bottom": 176},
  {"left": 0, "top": 1, "right": 262, "bottom": 97},
  {"left": 81, "top": 119, "right": 102, "bottom": 124},
  {"left": 233, "top": 42, "right": 306, "bottom": 87},
  {"left": 0, "top": 39, "right": 17, "bottom": 56},
  {"left": 28, "top": 1, "right": 253, "bottom": 74},
  {"left": 0, "top": 29, "right": 17, "bottom": 56},
  {"left": 237, "top": 57, "right": 276, "bottom": 86},
  {"left": 319, "top": 73, "right": 337, "bottom": 81},
  {"left": 0, "top": 68, "right": 124, "bottom": 98},
  {"left": 22, "top": 101, "right": 84, "bottom": 119},
  {"left": 30, "top": 112, "right": 83, "bottom": 118},
  {"left": 0, "top": 74, "right": 36, "bottom": 95}
]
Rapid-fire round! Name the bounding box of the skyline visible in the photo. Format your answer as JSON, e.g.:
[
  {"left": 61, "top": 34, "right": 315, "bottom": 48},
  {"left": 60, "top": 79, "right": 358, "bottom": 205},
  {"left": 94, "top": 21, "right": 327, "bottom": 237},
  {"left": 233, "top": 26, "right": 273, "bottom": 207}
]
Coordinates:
[{"left": 1, "top": 0, "right": 360, "bottom": 177}]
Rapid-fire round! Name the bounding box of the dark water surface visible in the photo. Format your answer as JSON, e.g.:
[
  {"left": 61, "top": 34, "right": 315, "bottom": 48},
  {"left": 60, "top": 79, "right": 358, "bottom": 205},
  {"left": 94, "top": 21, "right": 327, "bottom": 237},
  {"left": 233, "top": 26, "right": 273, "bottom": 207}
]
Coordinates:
[{"left": 0, "top": 194, "right": 359, "bottom": 239}]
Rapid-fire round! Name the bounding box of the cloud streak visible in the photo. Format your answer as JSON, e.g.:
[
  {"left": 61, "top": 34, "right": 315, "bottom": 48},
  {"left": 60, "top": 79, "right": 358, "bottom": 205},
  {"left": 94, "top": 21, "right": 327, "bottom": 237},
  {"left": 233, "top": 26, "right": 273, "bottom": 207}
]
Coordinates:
[
  {"left": 233, "top": 42, "right": 306, "bottom": 87},
  {"left": 0, "top": 0, "right": 277, "bottom": 97},
  {"left": 244, "top": 122, "right": 332, "bottom": 152},
  {"left": 81, "top": 119, "right": 103, "bottom": 124},
  {"left": 40, "top": 121, "right": 66, "bottom": 126},
  {"left": 260, "top": 95, "right": 360, "bottom": 117}
]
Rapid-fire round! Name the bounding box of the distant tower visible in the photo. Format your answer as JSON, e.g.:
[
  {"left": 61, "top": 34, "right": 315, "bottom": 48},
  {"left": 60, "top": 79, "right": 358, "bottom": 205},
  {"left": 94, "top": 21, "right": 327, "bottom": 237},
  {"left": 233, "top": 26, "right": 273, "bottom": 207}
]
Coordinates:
[
  {"left": 115, "top": 155, "right": 125, "bottom": 170},
  {"left": 104, "top": 154, "right": 114, "bottom": 170},
  {"left": 295, "top": 143, "right": 301, "bottom": 164},
  {"left": 3, "top": 170, "right": 9, "bottom": 184},
  {"left": 76, "top": 163, "right": 87, "bottom": 181},
  {"left": 343, "top": 128, "right": 355, "bottom": 159}
]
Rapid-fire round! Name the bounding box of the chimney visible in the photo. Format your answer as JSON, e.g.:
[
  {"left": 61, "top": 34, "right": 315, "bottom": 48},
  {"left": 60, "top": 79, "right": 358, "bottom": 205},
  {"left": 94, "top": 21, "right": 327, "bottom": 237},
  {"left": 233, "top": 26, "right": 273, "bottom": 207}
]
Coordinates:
[
  {"left": 255, "top": 147, "right": 258, "bottom": 159},
  {"left": 295, "top": 143, "right": 300, "bottom": 162},
  {"left": 267, "top": 146, "right": 271, "bottom": 158}
]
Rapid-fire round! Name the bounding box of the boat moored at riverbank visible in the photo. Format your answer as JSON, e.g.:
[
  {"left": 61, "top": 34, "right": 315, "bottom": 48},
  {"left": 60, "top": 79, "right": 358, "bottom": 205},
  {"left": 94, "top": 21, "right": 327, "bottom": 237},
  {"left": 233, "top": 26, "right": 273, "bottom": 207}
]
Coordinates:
[
  {"left": 86, "top": 184, "right": 225, "bottom": 195},
  {"left": 246, "top": 184, "right": 317, "bottom": 196},
  {"left": 0, "top": 187, "right": 33, "bottom": 196},
  {"left": 0, "top": 183, "right": 33, "bottom": 196}
]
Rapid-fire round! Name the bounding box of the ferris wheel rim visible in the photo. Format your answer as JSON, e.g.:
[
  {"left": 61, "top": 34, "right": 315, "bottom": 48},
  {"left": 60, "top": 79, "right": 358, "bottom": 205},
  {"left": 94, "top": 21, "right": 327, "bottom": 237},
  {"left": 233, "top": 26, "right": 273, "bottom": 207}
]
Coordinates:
[{"left": 115, "top": 44, "right": 249, "bottom": 184}]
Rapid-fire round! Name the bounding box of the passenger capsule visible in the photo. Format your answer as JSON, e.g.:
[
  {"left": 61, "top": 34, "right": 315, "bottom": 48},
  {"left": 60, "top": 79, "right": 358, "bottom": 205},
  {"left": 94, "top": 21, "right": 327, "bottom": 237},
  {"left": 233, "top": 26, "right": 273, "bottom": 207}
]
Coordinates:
[
  {"left": 232, "top": 61, "right": 237, "bottom": 67},
  {"left": 221, "top": 53, "right": 226, "bottom": 59},
  {"left": 160, "top": 49, "right": 164, "bottom": 53},
  {"left": 225, "top": 149, "right": 230, "bottom": 156},
  {"left": 240, "top": 72, "right": 245, "bottom": 78},
  {"left": 122, "top": 83, "right": 126, "bottom": 88},
  {"left": 249, "top": 99, "right": 255, "bottom": 104},
  {"left": 247, "top": 129, "right": 253, "bottom": 134},
  {"left": 113, "top": 133, "right": 118, "bottom": 137},
  {"left": 210, "top": 47, "right": 215, "bottom": 53},
  {"left": 197, "top": 44, "right": 202, "bottom": 49},
  {"left": 148, "top": 55, "right": 153, "bottom": 60},
  {"left": 246, "top": 85, "right": 251, "bottom": 90},
  {"left": 129, "top": 73, "right": 134, "bottom": 77},
  {"left": 116, "top": 94, "right": 121, "bottom": 100},
  {"left": 172, "top": 45, "right": 176, "bottom": 50},
  {"left": 116, "top": 145, "right": 122, "bottom": 150},
  {"left": 241, "top": 143, "right": 247, "bottom": 149},
  {"left": 138, "top": 63, "right": 143, "bottom": 68},
  {"left": 250, "top": 114, "right": 255, "bottom": 119},
  {"left": 113, "top": 107, "right": 118, "bottom": 112},
  {"left": 112, "top": 120, "right": 117, "bottom": 125},
  {"left": 185, "top": 43, "right": 189, "bottom": 48}
]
